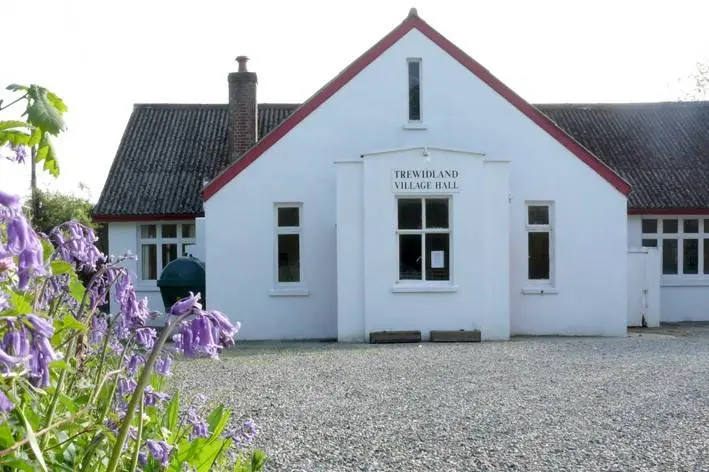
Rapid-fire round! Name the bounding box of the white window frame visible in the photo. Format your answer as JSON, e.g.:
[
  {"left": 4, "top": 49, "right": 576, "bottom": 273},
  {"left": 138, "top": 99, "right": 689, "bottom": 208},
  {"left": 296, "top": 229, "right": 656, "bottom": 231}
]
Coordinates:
[
  {"left": 407, "top": 58, "right": 422, "bottom": 123},
  {"left": 274, "top": 203, "right": 303, "bottom": 287},
  {"left": 138, "top": 221, "right": 196, "bottom": 282},
  {"left": 395, "top": 196, "right": 452, "bottom": 284},
  {"left": 525, "top": 202, "right": 555, "bottom": 287},
  {"left": 641, "top": 216, "right": 709, "bottom": 279}
]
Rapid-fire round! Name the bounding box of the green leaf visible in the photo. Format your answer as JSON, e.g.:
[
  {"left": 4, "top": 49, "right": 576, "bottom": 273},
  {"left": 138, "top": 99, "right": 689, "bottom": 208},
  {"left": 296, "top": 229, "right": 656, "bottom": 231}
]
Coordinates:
[
  {"left": 60, "top": 312, "right": 86, "bottom": 333},
  {"left": 49, "top": 359, "right": 68, "bottom": 370},
  {"left": 250, "top": 449, "right": 268, "bottom": 471},
  {"left": 26, "top": 85, "right": 66, "bottom": 136},
  {"left": 9, "top": 291, "right": 34, "bottom": 315},
  {"left": 163, "top": 390, "right": 180, "bottom": 434},
  {"left": 47, "top": 90, "right": 68, "bottom": 113},
  {"left": 7, "top": 83, "right": 29, "bottom": 92},
  {"left": 41, "top": 238, "right": 55, "bottom": 262},
  {"left": 69, "top": 277, "right": 86, "bottom": 303},
  {"left": 0, "top": 120, "right": 30, "bottom": 131},
  {"left": 0, "top": 457, "right": 35, "bottom": 471},
  {"left": 36, "top": 133, "right": 60, "bottom": 177},
  {"left": 28, "top": 126, "right": 42, "bottom": 146},
  {"left": 16, "top": 407, "right": 48, "bottom": 472},
  {"left": 79, "top": 432, "right": 105, "bottom": 472},
  {"left": 0, "top": 422, "right": 16, "bottom": 449},
  {"left": 0, "top": 129, "right": 31, "bottom": 146},
  {"left": 50, "top": 260, "right": 73, "bottom": 275}
]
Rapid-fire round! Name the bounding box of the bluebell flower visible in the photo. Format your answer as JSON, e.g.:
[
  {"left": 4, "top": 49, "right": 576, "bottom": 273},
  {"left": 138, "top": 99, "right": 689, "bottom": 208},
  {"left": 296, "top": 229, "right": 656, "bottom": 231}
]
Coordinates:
[
  {"left": 135, "top": 327, "right": 156, "bottom": 350},
  {"left": 125, "top": 353, "right": 145, "bottom": 376},
  {"left": 146, "top": 439, "right": 173, "bottom": 467},
  {"left": 0, "top": 390, "right": 13, "bottom": 413},
  {"left": 143, "top": 386, "right": 170, "bottom": 408},
  {"left": 29, "top": 335, "right": 61, "bottom": 387},
  {"left": 0, "top": 191, "right": 21, "bottom": 210},
  {"left": 224, "top": 418, "right": 260, "bottom": 448},
  {"left": 118, "top": 377, "right": 137, "bottom": 396},
  {"left": 154, "top": 355, "right": 172, "bottom": 376},
  {"left": 26, "top": 314, "right": 54, "bottom": 338},
  {"left": 169, "top": 292, "right": 202, "bottom": 316}
]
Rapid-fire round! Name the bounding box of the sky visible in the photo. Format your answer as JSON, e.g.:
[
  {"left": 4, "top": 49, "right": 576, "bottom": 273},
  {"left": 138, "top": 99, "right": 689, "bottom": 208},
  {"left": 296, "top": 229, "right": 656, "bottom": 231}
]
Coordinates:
[{"left": 2, "top": 0, "right": 708, "bottom": 202}]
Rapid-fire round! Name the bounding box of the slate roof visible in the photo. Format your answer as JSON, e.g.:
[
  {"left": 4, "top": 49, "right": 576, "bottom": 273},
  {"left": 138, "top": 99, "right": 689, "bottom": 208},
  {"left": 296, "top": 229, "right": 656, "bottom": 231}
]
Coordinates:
[
  {"left": 94, "top": 100, "right": 709, "bottom": 219},
  {"left": 537, "top": 101, "right": 709, "bottom": 210},
  {"left": 93, "top": 103, "right": 298, "bottom": 218}
]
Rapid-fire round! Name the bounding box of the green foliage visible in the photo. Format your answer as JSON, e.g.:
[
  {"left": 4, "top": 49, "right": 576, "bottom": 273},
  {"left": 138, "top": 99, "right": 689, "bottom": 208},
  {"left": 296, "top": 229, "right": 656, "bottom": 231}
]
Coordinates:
[
  {"left": 0, "top": 83, "right": 67, "bottom": 177},
  {"left": 26, "top": 189, "right": 95, "bottom": 234}
]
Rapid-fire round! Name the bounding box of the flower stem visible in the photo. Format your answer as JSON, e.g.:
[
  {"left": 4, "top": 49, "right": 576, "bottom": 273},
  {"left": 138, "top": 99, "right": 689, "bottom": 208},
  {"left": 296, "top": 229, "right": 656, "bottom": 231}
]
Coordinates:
[
  {"left": 105, "top": 322, "right": 179, "bottom": 472},
  {"left": 128, "top": 392, "right": 144, "bottom": 472}
]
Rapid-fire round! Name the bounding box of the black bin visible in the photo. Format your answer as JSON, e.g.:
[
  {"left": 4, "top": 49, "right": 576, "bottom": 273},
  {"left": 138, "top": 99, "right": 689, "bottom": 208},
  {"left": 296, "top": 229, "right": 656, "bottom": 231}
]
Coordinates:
[{"left": 157, "top": 257, "right": 206, "bottom": 311}]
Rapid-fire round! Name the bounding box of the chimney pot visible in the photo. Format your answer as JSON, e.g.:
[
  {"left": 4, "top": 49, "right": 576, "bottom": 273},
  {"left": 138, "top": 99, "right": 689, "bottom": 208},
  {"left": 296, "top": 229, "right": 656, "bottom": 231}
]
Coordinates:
[{"left": 236, "top": 55, "right": 249, "bottom": 72}]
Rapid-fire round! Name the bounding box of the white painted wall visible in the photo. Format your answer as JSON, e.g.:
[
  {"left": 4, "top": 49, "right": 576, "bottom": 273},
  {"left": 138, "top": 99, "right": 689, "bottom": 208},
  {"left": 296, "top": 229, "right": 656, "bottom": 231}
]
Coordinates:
[
  {"left": 627, "top": 214, "right": 709, "bottom": 322},
  {"left": 107, "top": 222, "right": 164, "bottom": 319},
  {"left": 205, "top": 28, "right": 628, "bottom": 339},
  {"left": 627, "top": 248, "right": 661, "bottom": 328},
  {"left": 336, "top": 148, "right": 510, "bottom": 341}
]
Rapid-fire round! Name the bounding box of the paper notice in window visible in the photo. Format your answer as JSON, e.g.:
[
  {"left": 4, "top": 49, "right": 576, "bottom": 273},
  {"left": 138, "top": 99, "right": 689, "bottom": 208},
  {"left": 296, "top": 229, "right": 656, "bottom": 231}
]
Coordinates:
[{"left": 431, "top": 250, "right": 445, "bottom": 269}]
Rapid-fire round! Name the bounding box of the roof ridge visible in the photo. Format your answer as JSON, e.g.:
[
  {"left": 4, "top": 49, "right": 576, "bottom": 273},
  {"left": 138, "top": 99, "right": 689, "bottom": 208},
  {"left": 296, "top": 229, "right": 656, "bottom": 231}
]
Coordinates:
[
  {"left": 133, "top": 102, "right": 301, "bottom": 109},
  {"left": 535, "top": 101, "right": 709, "bottom": 108}
]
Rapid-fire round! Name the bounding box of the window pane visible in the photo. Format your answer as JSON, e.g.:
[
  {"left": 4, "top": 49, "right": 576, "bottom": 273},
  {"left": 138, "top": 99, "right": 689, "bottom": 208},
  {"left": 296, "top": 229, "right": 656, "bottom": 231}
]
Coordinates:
[
  {"left": 425, "top": 199, "right": 449, "bottom": 228},
  {"left": 182, "top": 223, "right": 196, "bottom": 238},
  {"left": 641, "top": 219, "right": 657, "bottom": 234},
  {"left": 528, "top": 232, "right": 550, "bottom": 280},
  {"left": 408, "top": 60, "right": 421, "bottom": 121},
  {"left": 277, "top": 234, "right": 300, "bottom": 282},
  {"left": 684, "top": 219, "right": 699, "bottom": 233},
  {"left": 277, "top": 207, "right": 299, "bottom": 227},
  {"left": 641, "top": 239, "right": 658, "bottom": 248},
  {"left": 528, "top": 206, "right": 549, "bottom": 225},
  {"left": 162, "top": 244, "right": 178, "bottom": 269},
  {"left": 141, "top": 244, "right": 157, "bottom": 280},
  {"left": 704, "top": 239, "right": 709, "bottom": 274},
  {"left": 398, "top": 199, "right": 422, "bottom": 229},
  {"left": 182, "top": 244, "right": 194, "bottom": 257},
  {"left": 705, "top": 220, "right": 709, "bottom": 233},
  {"left": 663, "top": 219, "right": 678, "bottom": 233},
  {"left": 425, "top": 233, "right": 450, "bottom": 281},
  {"left": 140, "top": 224, "right": 156, "bottom": 239},
  {"left": 662, "top": 239, "right": 678, "bottom": 274},
  {"left": 683, "top": 239, "right": 699, "bottom": 274},
  {"left": 161, "top": 224, "right": 177, "bottom": 238},
  {"left": 399, "top": 234, "right": 422, "bottom": 280}
]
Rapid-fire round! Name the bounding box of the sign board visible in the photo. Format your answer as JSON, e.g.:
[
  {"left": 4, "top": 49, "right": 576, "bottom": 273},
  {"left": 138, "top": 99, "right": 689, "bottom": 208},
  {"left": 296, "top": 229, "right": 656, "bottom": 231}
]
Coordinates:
[{"left": 392, "top": 169, "right": 460, "bottom": 193}]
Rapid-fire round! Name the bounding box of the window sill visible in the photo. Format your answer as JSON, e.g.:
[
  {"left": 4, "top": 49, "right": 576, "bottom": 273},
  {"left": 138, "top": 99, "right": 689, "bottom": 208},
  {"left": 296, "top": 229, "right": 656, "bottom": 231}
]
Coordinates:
[
  {"left": 521, "top": 287, "right": 559, "bottom": 295},
  {"left": 402, "top": 122, "right": 427, "bottom": 130},
  {"left": 135, "top": 284, "right": 160, "bottom": 292},
  {"left": 268, "top": 287, "right": 310, "bottom": 297},
  {"left": 391, "top": 284, "right": 458, "bottom": 293},
  {"left": 661, "top": 279, "right": 709, "bottom": 287}
]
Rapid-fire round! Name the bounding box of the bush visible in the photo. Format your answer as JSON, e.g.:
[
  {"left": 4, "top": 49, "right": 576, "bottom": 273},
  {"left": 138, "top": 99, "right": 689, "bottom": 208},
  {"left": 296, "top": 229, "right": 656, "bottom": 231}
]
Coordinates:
[{"left": 0, "top": 191, "right": 266, "bottom": 471}]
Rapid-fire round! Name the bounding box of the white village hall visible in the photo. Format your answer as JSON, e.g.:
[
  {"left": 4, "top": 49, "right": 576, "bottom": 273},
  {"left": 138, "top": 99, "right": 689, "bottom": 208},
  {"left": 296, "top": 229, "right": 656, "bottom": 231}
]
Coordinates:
[{"left": 94, "top": 10, "right": 709, "bottom": 341}]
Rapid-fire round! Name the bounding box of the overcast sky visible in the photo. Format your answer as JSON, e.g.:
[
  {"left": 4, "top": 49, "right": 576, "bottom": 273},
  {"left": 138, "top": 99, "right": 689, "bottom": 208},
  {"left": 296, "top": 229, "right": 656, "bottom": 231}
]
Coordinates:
[{"left": 2, "top": 0, "right": 708, "bottom": 202}]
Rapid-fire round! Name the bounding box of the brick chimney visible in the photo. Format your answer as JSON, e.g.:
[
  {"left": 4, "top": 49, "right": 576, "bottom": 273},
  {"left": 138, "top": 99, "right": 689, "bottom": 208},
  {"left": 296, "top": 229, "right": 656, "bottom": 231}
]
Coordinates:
[{"left": 227, "top": 56, "right": 258, "bottom": 163}]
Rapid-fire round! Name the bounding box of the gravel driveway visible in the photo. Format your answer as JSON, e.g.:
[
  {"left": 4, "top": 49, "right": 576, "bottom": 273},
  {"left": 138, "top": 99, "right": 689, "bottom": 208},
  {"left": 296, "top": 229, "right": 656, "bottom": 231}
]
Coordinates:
[{"left": 172, "top": 331, "right": 709, "bottom": 471}]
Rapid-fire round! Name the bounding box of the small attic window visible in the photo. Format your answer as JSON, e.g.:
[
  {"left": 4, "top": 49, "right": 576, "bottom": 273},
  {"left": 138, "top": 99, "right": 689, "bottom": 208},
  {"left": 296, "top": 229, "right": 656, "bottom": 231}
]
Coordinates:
[{"left": 408, "top": 58, "right": 421, "bottom": 121}]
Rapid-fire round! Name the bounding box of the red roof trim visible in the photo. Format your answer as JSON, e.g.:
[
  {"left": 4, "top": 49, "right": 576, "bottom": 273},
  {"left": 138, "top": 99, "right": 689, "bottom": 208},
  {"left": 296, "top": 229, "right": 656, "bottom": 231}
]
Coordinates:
[
  {"left": 203, "top": 12, "right": 631, "bottom": 200},
  {"left": 629, "top": 208, "right": 709, "bottom": 215},
  {"left": 92, "top": 213, "right": 200, "bottom": 223}
]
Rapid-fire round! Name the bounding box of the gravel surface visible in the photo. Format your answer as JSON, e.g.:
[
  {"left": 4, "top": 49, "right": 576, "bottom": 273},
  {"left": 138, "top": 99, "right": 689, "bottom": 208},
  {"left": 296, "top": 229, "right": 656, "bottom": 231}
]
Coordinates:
[{"left": 172, "top": 332, "right": 709, "bottom": 471}]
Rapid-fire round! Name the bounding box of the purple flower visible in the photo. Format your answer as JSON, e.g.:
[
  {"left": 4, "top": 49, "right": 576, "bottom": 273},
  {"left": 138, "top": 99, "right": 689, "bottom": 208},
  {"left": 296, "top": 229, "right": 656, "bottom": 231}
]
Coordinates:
[
  {"left": 8, "top": 144, "right": 27, "bottom": 164},
  {"left": 0, "top": 391, "right": 13, "bottom": 413},
  {"left": 2, "top": 322, "right": 30, "bottom": 358},
  {"left": 143, "top": 386, "right": 169, "bottom": 407},
  {"left": 138, "top": 451, "right": 147, "bottom": 467},
  {"left": 26, "top": 314, "right": 53, "bottom": 338},
  {"left": 28, "top": 335, "right": 62, "bottom": 387},
  {"left": 50, "top": 221, "right": 103, "bottom": 271},
  {"left": 154, "top": 355, "right": 172, "bottom": 376},
  {"left": 205, "top": 310, "right": 240, "bottom": 349},
  {"left": 225, "top": 419, "right": 260, "bottom": 448},
  {"left": 135, "top": 327, "right": 156, "bottom": 350},
  {"left": 146, "top": 439, "right": 173, "bottom": 467},
  {"left": 125, "top": 354, "right": 145, "bottom": 376},
  {"left": 0, "top": 191, "right": 21, "bottom": 210},
  {"left": 0, "top": 346, "right": 22, "bottom": 373},
  {"left": 117, "top": 377, "right": 137, "bottom": 396},
  {"left": 169, "top": 292, "right": 202, "bottom": 316},
  {"left": 89, "top": 315, "right": 108, "bottom": 345}
]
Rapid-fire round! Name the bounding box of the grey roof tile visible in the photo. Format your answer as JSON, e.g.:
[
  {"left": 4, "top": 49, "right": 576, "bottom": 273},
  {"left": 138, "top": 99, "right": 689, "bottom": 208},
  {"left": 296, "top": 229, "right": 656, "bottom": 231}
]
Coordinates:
[
  {"left": 93, "top": 103, "right": 298, "bottom": 217},
  {"left": 95, "top": 100, "right": 709, "bottom": 217}
]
